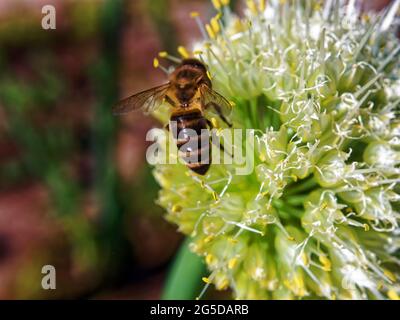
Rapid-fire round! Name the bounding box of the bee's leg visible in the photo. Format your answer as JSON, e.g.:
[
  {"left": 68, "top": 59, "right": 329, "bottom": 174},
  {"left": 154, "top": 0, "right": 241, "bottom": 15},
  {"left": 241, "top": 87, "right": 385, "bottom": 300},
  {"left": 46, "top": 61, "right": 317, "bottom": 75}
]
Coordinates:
[
  {"left": 165, "top": 95, "right": 176, "bottom": 107},
  {"left": 206, "top": 102, "right": 233, "bottom": 127},
  {"left": 207, "top": 119, "right": 233, "bottom": 158}
]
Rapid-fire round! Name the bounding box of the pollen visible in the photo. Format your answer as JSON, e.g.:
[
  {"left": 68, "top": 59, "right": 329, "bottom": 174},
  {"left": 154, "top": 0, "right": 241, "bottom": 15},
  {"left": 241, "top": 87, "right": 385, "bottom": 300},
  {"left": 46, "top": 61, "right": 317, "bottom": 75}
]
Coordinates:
[
  {"left": 190, "top": 11, "right": 200, "bottom": 18},
  {"left": 259, "top": 0, "right": 266, "bottom": 12},
  {"left": 284, "top": 275, "right": 306, "bottom": 297},
  {"left": 313, "top": 1, "right": 322, "bottom": 11},
  {"left": 228, "top": 257, "right": 238, "bottom": 269},
  {"left": 211, "top": 117, "right": 219, "bottom": 128},
  {"left": 216, "top": 279, "right": 229, "bottom": 290},
  {"left": 361, "top": 13, "right": 371, "bottom": 23},
  {"left": 246, "top": 0, "right": 258, "bottom": 14},
  {"left": 301, "top": 253, "right": 309, "bottom": 266},
  {"left": 212, "top": 192, "right": 219, "bottom": 201},
  {"left": 211, "top": 0, "right": 221, "bottom": 10},
  {"left": 210, "top": 16, "right": 220, "bottom": 34},
  {"left": 220, "top": 0, "right": 230, "bottom": 6},
  {"left": 158, "top": 51, "right": 168, "bottom": 58},
  {"left": 171, "top": 204, "right": 182, "bottom": 213},
  {"left": 383, "top": 269, "right": 396, "bottom": 282},
  {"left": 177, "top": 46, "right": 190, "bottom": 59},
  {"left": 388, "top": 289, "right": 399, "bottom": 300},
  {"left": 228, "top": 237, "right": 238, "bottom": 244},
  {"left": 206, "top": 253, "right": 215, "bottom": 265},
  {"left": 153, "top": 58, "right": 159, "bottom": 68},
  {"left": 319, "top": 255, "right": 332, "bottom": 272},
  {"left": 202, "top": 277, "right": 212, "bottom": 284}
]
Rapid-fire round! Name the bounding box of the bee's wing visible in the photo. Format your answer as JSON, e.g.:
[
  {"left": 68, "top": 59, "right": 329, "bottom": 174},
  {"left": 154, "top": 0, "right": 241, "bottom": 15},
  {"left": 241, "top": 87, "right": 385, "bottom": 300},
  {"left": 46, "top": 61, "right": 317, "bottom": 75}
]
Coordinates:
[
  {"left": 112, "top": 83, "right": 170, "bottom": 115},
  {"left": 199, "top": 84, "right": 233, "bottom": 126}
]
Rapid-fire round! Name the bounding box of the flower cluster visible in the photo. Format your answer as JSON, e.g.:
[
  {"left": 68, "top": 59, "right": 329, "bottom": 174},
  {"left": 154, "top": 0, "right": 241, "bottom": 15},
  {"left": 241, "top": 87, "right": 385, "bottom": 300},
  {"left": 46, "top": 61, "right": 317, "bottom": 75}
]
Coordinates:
[{"left": 154, "top": 0, "right": 400, "bottom": 299}]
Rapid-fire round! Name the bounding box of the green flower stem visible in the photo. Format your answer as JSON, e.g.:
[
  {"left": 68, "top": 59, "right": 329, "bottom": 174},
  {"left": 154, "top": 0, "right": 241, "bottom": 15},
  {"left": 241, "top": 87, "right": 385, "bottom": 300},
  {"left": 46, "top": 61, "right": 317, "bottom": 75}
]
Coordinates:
[{"left": 162, "top": 237, "right": 206, "bottom": 300}]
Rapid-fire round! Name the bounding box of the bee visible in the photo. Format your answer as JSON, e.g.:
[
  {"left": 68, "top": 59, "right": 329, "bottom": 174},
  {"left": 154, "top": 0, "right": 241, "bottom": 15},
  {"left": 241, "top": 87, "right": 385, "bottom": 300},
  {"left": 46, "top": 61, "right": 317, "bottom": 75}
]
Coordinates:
[{"left": 113, "top": 58, "right": 232, "bottom": 175}]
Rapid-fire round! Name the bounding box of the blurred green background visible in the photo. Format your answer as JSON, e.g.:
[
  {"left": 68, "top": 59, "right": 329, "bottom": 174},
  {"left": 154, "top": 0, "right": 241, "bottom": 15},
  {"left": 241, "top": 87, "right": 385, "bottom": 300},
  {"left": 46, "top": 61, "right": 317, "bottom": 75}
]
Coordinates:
[{"left": 0, "top": 0, "right": 393, "bottom": 299}]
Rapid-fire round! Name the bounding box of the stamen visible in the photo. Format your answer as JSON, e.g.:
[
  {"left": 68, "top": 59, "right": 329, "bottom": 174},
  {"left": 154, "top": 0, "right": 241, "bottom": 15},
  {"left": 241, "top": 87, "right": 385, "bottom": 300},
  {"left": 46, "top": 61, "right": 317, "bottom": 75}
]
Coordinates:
[
  {"left": 206, "top": 253, "right": 215, "bottom": 265},
  {"left": 259, "top": 0, "right": 266, "bottom": 12},
  {"left": 158, "top": 51, "right": 181, "bottom": 63},
  {"left": 177, "top": 46, "right": 190, "bottom": 59},
  {"left": 210, "top": 15, "right": 221, "bottom": 34},
  {"left": 246, "top": 0, "right": 258, "bottom": 15},
  {"left": 153, "top": 57, "right": 170, "bottom": 74},
  {"left": 319, "top": 255, "right": 332, "bottom": 271},
  {"left": 197, "top": 272, "right": 216, "bottom": 300},
  {"left": 383, "top": 269, "right": 396, "bottom": 282},
  {"left": 171, "top": 204, "right": 182, "bottom": 213},
  {"left": 228, "top": 257, "right": 238, "bottom": 269},
  {"left": 228, "top": 237, "right": 238, "bottom": 244},
  {"left": 191, "top": 12, "right": 207, "bottom": 40},
  {"left": 226, "top": 220, "right": 264, "bottom": 235},
  {"left": 388, "top": 289, "right": 400, "bottom": 300}
]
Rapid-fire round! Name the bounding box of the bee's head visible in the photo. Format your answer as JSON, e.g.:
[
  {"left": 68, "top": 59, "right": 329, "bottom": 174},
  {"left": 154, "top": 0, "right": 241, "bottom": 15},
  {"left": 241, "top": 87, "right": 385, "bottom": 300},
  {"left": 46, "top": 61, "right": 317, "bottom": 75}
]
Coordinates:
[
  {"left": 172, "top": 59, "right": 209, "bottom": 104},
  {"left": 175, "top": 78, "right": 197, "bottom": 105}
]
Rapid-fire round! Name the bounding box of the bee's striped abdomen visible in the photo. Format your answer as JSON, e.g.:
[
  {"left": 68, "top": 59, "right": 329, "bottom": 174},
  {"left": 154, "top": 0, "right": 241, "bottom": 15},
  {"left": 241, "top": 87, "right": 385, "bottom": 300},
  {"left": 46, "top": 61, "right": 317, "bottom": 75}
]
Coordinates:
[{"left": 170, "top": 111, "right": 211, "bottom": 175}]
